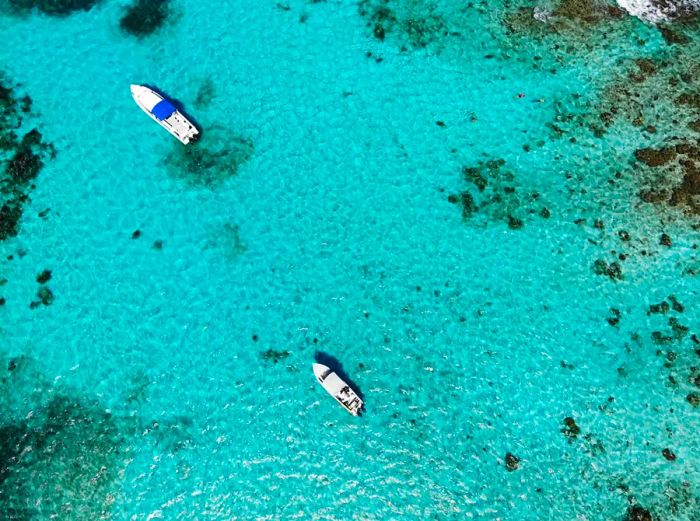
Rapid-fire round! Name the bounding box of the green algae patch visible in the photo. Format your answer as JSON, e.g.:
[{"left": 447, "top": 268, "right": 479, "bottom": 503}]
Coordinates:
[
  {"left": 0, "top": 357, "right": 131, "bottom": 520},
  {"left": 166, "top": 127, "right": 254, "bottom": 189}
]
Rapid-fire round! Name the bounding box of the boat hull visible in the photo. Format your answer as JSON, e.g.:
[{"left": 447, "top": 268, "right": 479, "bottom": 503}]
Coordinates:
[
  {"left": 313, "top": 363, "right": 363, "bottom": 416},
  {"left": 130, "top": 85, "right": 199, "bottom": 145}
]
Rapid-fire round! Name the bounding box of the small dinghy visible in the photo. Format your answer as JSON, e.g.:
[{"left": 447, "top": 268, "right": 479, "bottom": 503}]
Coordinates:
[
  {"left": 130, "top": 85, "right": 199, "bottom": 145},
  {"left": 312, "top": 363, "right": 363, "bottom": 416}
]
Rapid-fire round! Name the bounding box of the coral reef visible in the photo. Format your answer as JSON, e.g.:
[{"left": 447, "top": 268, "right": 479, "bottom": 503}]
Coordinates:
[
  {"left": 194, "top": 79, "right": 215, "bottom": 109},
  {"left": 166, "top": 127, "right": 254, "bottom": 188},
  {"left": 626, "top": 505, "right": 653, "bottom": 521},
  {"left": 592, "top": 259, "right": 623, "bottom": 280},
  {"left": 6, "top": 0, "right": 100, "bottom": 17},
  {"left": 119, "top": 0, "right": 171, "bottom": 38},
  {"left": 504, "top": 452, "right": 520, "bottom": 471},
  {"left": 562, "top": 416, "right": 581, "bottom": 439},
  {"left": 1, "top": 77, "right": 53, "bottom": 241},
  {"left": 0, "top": 359, "right": 129, "bottom": 519},
  {"left": 448, "top": 159, "right": 548, "bottom": 228},
  {"left": 35, "top": 269, "right": 51, "bottom": 284},
  {"left": 261, "top": 349, "right": 290, "bottom": 363},
  {"left": 358, "top": 0, "right": 448, "bottom": 50}
]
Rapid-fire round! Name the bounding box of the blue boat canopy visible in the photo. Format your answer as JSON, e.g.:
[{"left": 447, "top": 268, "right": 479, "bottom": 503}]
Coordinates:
[{"left": 151, "top": 99, "right": 176, "bottom": 121}]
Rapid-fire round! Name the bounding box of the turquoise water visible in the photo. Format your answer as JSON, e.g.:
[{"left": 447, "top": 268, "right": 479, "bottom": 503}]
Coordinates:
[{"left": 1, "top": 0, "right": 699, "bottom": 519}]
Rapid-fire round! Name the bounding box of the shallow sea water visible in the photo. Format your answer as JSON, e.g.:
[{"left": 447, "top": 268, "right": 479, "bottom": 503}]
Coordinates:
[{"left": 1, "top": 0, "right": 699, "bottom": 520}]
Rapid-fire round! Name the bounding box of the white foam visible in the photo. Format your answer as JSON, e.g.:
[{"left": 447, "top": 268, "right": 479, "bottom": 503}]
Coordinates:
[{"left": 616, "top": 0, "right": 700, "bottom": 23}]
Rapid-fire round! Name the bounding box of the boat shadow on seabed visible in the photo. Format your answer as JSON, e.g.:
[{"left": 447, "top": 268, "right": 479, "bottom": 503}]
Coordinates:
[{"left": 313, "top": 351, "right": 366, "bottom": 404}]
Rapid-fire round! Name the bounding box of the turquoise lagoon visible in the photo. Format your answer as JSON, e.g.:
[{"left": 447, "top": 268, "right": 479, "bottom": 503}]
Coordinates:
[{"left": 1, "top": 0, "right": 699, "bottom": 519}]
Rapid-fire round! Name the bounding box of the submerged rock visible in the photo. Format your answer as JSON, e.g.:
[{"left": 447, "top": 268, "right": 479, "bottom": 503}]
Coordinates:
[
  {"left": 662, "top": 448, "right": 677, "bottom": 460},
  {"left": 504, "top": 452, "right": 520, "bottom": 471},
  {"left": 562, "top": 416, "right": 581, "bottom": 439},
  {"left": 618, "top": 0, "right": 700, "bottom": 23},
  {"left": 553, "top": 0, "right": 624, "bottom": 23},
  {"left": 635, "top": 147, "right": 677, "bottom": 167},
  {"left": 607, "top": 308, "right": 622, "bottom": 326},
  {"left": 36, "top": 269, "right": 51, "bottom": 284},
  {"left": 627, "top": 505, "right": 653, "bottom": 521}
]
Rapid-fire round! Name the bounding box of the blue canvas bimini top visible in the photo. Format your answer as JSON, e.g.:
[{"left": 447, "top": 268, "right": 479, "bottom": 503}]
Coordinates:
[{"left": 151, "top": 99, "right": 177, "bottom": 121}]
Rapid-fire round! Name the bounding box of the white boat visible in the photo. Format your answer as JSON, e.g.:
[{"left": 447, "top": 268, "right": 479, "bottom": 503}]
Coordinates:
[
  {"left": 130, "top": 85, "right": 199, "bottom": 145},
  {"left": 312, "top": 363, "right": 363, "bottom": 416}
]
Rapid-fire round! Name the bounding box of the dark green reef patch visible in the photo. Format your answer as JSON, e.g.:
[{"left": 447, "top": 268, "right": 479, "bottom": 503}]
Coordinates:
[
  {"left": 448, "top": 159, "right": 548, "bottom": 228},
  {"left": 6, "top": 0, "right": 100, "bottom": 17},
  {"left": 119, "top": 0, "right": 171, "bottom": 38},
  {"left": 194, "top": 79, "right": 216, "bottom": 109},
  {"left": 261, "top": 349, "right": 290, "bottom": 364},
  {"left": 357, "top": 0, "right": 448, "bottom": 50},
  {"left": 166, "top": 127, "right": 254, "bottom": 188},
  {"left": 0, "top": 357, "right": 130, "bottom": 519},
  {"left": 0, "top": 76, "right": 54, "bottom": 241},
  {"left": 204, "top": 223, "right": 246, "bottom": 260}
]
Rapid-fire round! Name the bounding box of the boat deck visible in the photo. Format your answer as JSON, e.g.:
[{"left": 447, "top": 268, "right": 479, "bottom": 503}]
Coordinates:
[{"left": 163, "top": 112, "right": 198, "bottom": 143}]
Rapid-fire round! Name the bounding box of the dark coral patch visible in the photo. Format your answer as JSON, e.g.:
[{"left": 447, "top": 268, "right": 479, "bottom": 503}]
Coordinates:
[
  {"left": 194, "top": 79, "right": 215, "bottom": 109},
  {"left": 635, "top": 147, "right": 677, "bottom": 167},
  {"left": 627, "top": 505, "right": 653, "bottom": 521},
  {"left": 452, "top": 160, "right": 543, "bottom": 228},
  {"left": 0, "top": 201, "right": 22, "bottom": 241},
  {"left": 7, "top": 0, "right": 100, "bottom": 16},
  {"left": 552, "top": 0, "right": 624, "bottom": 24},
  {"left": 651, "top": 317, "right": 689, "bottom": 345},
  {"left": 592, "top": 259, "right": 623, "bottom": 281},
  {"left": 607, "top": 308, "right": 621, "bottom": 326},
  {"left": 36, "top": 269, "right": 51, "bottom": 284},
  {"left": 562, "top": 416, "right": 581, "bottom": 439},
  {"left": 120, "top": 0, "right": 170, "bottom": 38},
  {"left": 0, "top": 363, "right": 129, "bottom": 520},
  {"left": 504, "top": 452, "right": 520, "bottom": 471},
  {"left": 261, "top": 349, "right": 290, "bottom": 364},
  {"left": 1, "top": 78, "right": 53, "bottom": 241},
  {"left": 358, "top": 0, "right": 447, "bottom": 49},
  {"left": 662, "top": 448, "right": 677, "bottom": 461},
  {"left": 166, "top": 128, "right": 254, "bottom": 188}
]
